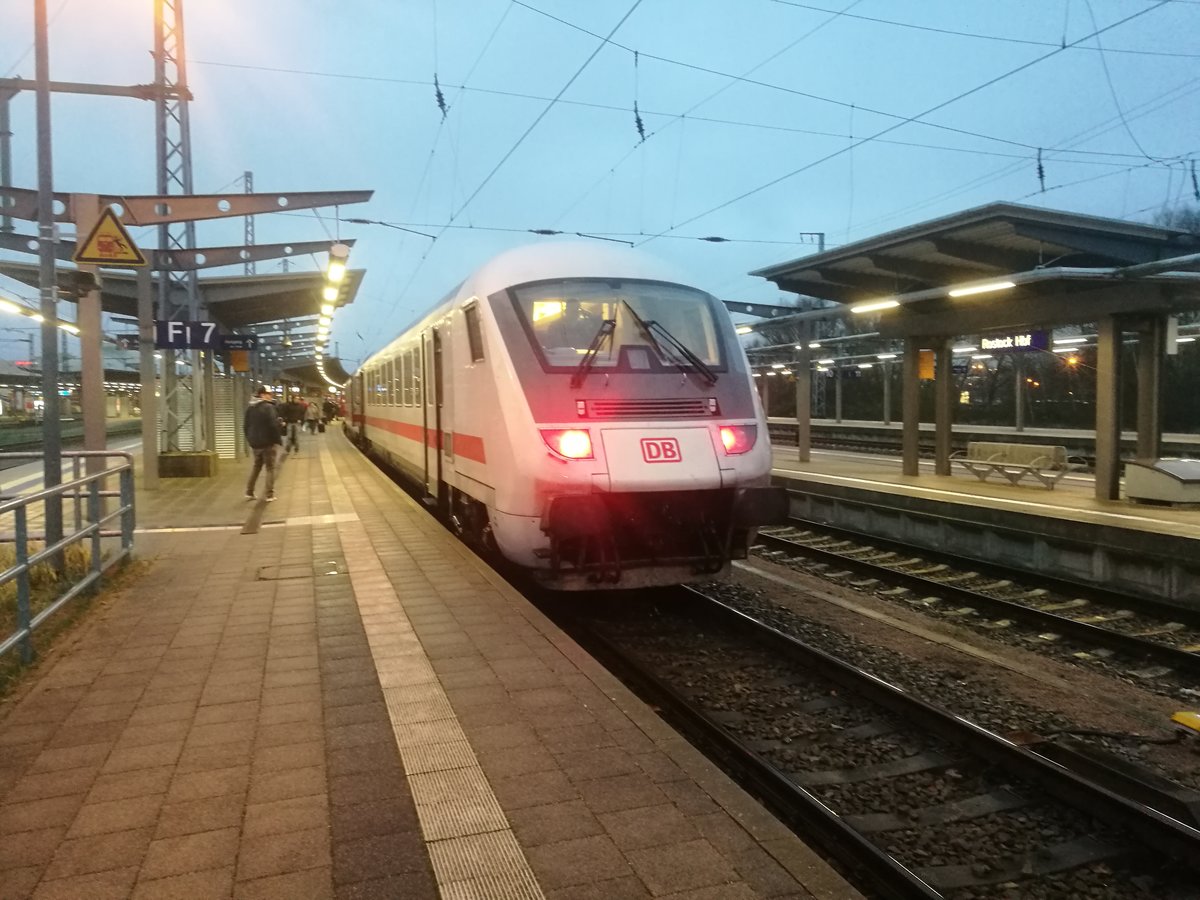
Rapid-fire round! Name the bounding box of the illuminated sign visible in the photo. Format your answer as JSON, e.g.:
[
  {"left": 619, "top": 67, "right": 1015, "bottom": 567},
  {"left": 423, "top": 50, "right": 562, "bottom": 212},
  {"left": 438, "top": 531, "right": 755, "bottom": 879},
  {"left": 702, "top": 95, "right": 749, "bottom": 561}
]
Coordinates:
[
  {"left": 155, "top": 320, "right": 220, "bottom": 349},
  {"left": 979, "top": 330, "right": 1048, "bottom": 353}
]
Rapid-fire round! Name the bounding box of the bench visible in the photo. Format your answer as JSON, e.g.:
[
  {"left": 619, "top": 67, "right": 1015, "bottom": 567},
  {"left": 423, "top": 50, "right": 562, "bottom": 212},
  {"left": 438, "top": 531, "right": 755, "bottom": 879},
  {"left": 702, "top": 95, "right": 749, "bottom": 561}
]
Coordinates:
[{"left": 951, "top": 441, "right": 1085, "bottom": 490}]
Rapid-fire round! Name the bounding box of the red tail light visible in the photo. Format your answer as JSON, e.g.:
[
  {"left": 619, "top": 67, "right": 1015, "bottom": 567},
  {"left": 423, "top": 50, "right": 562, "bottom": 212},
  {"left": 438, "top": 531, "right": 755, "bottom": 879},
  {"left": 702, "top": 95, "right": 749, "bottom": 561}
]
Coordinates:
[
  {"left": 719, "top": 424, "right": 757, "bottom": 455},
  {"left": 541, "top": 428, "right": 594, "bottom": 460}
]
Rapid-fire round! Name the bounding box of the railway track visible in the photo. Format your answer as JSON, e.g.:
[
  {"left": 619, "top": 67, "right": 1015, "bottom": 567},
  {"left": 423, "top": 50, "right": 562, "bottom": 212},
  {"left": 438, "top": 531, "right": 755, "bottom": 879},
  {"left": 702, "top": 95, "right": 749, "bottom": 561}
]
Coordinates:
[
  {"left": 565, "top": 587, "right": 1200, "bottom": 899},
  {"left": 754, "top": 523, "right": 1200, "bottom": 693}
]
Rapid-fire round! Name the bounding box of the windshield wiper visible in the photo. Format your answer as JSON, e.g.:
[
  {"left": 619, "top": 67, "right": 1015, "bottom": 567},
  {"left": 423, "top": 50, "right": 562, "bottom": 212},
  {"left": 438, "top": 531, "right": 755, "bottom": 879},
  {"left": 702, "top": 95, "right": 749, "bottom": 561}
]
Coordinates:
[
  {"left": 645, "top": 318, "right": 718, "bottom": 385},
  {"left": 570, "top": 318, "right": 615, "bottom": 388},
  {"left": 619, "top": 299, "right": 717, "bottom": 385}
]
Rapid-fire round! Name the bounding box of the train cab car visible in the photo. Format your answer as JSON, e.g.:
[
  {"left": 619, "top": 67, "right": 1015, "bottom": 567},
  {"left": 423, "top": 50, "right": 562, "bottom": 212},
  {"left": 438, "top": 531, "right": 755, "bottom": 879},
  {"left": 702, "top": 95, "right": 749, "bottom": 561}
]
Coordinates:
[{"left": 347, "top": 242, "right": 786, "bottom": 590}]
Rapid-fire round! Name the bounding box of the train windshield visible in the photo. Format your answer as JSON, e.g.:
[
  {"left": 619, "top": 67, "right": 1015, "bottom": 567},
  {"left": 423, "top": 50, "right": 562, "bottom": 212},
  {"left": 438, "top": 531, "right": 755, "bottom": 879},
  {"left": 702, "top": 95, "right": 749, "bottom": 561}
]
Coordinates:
[{"left": 511, "top": 279, "right": 725, "bottom": 372}]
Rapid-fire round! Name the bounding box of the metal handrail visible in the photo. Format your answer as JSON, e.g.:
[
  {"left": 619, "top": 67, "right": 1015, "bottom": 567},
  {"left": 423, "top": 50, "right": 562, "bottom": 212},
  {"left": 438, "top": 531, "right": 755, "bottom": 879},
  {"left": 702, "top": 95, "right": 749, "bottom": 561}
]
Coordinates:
[{"left": 0, "top": 452, "right": 136, "bottom": 664}]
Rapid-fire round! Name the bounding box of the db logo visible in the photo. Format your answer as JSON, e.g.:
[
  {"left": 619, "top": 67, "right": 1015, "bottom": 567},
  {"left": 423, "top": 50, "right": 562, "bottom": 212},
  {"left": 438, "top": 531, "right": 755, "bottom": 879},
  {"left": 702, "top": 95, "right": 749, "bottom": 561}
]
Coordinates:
[{"left": 640, "top": 437, "right": 682, "bottom": 463}]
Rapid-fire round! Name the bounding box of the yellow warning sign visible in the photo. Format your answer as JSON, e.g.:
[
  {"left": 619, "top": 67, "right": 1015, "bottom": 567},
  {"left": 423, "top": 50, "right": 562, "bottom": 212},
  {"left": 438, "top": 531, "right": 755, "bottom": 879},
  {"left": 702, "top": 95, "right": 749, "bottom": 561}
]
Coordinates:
[{"left": 73, "top": 208, "right": 147, "bottom": 267}]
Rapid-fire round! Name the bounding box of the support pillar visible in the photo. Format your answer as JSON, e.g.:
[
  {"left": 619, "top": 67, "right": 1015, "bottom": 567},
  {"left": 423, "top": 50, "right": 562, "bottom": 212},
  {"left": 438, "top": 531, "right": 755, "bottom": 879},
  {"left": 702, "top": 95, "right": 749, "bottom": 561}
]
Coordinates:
[
  {"left": 71, "top": 195, "right": 106, "bottom": 475},
  {"left": 1094, "top": 317, "right": 1122, "bottom": 501},
  {"left": 1014, "top": 354, "right": 1025, "bottom": 432},
  {"left": 934, "top": 339, "right": 953, "bottom": 476},
  {"left": 901, "top": 336, "right": 921, "bottom": 476},
  {"left": 137, "top": 267, "right": 159, "bottom": 489},
  {"left": 834, "top": 363, "right": 843, "bottom": 423},
  {"left": 794, "top": 350, "right": 811, "bottom": 463},
  {"left": 1135, "top": 315, "right": 1165, "bottom": 460},
  {"left": 882, "top": 360, "right": 892, "bottom": 426}
]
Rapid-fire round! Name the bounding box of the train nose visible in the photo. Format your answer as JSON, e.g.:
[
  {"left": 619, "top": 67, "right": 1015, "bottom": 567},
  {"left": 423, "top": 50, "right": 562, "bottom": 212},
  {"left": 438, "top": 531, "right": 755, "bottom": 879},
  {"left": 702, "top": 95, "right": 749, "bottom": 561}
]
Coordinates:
[{"left": 599, "top": 427, "right": 722, "bottom": 490}]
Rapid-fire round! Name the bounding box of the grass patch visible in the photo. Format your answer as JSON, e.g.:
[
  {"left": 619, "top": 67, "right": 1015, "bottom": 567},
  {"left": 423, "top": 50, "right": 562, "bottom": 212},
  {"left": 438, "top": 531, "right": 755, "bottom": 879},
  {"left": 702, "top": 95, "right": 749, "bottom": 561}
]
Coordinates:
[{"left": 0, "top": 542, "right": 130, "bottom": 701}]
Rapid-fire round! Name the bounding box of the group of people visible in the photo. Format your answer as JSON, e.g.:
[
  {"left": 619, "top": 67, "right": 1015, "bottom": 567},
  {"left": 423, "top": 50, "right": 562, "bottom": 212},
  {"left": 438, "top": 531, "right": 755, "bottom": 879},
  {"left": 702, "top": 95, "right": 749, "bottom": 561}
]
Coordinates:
[{"left": 243, "top": 386, "right": 344, "bottom": 501}]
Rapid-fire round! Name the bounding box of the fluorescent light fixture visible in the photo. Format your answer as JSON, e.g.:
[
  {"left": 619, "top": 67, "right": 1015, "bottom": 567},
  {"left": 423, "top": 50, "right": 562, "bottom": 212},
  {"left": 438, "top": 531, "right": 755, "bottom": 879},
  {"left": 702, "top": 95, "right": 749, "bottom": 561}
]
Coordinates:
[
  {"left": 32, "top": 313, "right": 45, "bottom": 323},
  {"left": 0, "top": 299, "right": 22, "bottom": 315},
  {"left": 735, "top": 325, "right": 753, "bottom": 335},
  {"left": 1177, "top": 336, "right": 1195, "bottom": 344},
  {"left": 766, "top": 371, "right": 777, "bottom": 376},
  {"left": 951, "top": 345, "right": 976, "bottom": 354},
  {"left": 947, "top": 280, "right": 1016, "bottom": 298},
  {"left": 858, "top": 363, "right": 873, "bottom": 369},
  {"left": 752, "top": 372, "right": 761, "bottom": 378},
  {"left": 57, "top": 323, "right": 80, "bottom": 334},
  {"left": 877, "top": 353, "right": 898, "bottom": 360},
  {"left": 972, "top": 354, "right": 992, "bottom": 360},
  {"left": 319, "top": 315, "right": 331, "bottom": 326},
  {"left": 850, "top": 298, "right": 899, "bottom": 314},
  {"left": 323, "top": 286, "right": 339, "bottom": 302},
  {"left": 808, "top": 341, "right": 821, "bottom": 349},
  {"left": 1053, "top": 337, "right": 1087, "bottom": 346},
  {"left": 817, "top": 358, "right": 835, "bottom": 365},
  {"left": 321, "top": 303, "right": 335, "bottom": 316},
  {"left": 327, "top": 261, "right": 347, "bottom": 284},
  {"left": 771, "top": 363, "right": 785, "bottom": 369},
  {"left": 1055, "top": 347, "right": 1079, "bottom": 354},
  {"left": 780, "top": 369, "right": 792, "bottom": 375}
]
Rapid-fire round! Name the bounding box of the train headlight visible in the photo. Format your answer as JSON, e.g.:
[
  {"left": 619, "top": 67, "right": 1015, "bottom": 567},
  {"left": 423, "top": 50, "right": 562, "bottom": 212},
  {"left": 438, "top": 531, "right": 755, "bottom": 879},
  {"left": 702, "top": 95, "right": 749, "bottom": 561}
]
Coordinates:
[
  {"left": 719, "top": 424, "right": 757, "bottom": 455},
  {"left": 541, "top": 428, "right": 593, "bottom": 460}
]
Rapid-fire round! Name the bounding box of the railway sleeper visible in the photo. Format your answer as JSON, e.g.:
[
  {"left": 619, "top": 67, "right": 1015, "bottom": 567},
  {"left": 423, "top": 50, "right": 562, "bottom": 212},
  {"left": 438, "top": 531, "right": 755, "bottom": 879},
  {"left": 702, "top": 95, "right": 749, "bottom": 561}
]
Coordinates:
[
  {"left": 844, "top": 787, "right": 1028, "bottom": 834},
  {"left": 919, "top": 835, "right": 1129, "bottom": 891}
]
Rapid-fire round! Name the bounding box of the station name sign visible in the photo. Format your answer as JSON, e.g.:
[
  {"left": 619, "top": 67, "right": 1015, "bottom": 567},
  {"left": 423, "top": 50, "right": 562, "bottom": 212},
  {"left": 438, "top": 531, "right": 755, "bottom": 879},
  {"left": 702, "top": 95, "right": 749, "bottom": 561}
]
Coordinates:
[
  {"left": 154, "top": 321, "right": 258, "bottom": 351},
  {"left": 979, "top": 330, "right": 1048, "bottom": 353}
]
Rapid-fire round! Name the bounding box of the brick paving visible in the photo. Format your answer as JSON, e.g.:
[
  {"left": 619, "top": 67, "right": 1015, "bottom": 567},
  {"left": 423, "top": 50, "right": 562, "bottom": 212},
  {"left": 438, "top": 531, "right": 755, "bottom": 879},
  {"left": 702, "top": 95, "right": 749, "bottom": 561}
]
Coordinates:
[
  {"left": 0, "top": 442, "right": 434, "bottom": 899},
  {"left": 0, "top": 429, "right": 861, "bottom": 900}
]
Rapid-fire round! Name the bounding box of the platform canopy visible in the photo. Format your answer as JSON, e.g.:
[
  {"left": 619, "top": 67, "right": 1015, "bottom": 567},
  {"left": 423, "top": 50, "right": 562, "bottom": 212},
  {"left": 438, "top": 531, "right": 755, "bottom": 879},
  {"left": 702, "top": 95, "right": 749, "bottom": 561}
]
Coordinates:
[
  {"left": 0, "top": 261, "right": 362, "bottom": 382},
  {"left": 752, "top": 202, "right": 1200, "bottom": 337}
]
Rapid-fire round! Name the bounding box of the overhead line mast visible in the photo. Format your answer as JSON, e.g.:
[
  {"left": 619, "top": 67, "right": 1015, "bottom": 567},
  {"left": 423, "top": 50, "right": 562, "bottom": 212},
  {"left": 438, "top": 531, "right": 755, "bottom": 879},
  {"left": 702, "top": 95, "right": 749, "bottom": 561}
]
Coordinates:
[{"left": 154, "top": 0, "right": 208, "bottom": 453}]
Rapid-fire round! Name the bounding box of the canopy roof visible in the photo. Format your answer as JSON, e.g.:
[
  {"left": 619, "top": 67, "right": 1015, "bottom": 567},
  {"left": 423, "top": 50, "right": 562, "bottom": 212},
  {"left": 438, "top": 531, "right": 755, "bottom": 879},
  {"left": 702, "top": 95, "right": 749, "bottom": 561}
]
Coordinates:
[
  {"left": 0, "top": 262, "right": 362, "bottom": 381},
  {"left": 752, "top": 203, "right": 1200, "bottom": 337}
]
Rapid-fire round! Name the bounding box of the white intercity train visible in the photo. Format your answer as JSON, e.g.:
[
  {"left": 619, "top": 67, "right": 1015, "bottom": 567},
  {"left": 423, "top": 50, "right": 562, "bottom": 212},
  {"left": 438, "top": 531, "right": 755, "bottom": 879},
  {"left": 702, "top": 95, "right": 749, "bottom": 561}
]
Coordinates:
[{"left": 345, "top": 241, "right": 786, "bottom": 589}]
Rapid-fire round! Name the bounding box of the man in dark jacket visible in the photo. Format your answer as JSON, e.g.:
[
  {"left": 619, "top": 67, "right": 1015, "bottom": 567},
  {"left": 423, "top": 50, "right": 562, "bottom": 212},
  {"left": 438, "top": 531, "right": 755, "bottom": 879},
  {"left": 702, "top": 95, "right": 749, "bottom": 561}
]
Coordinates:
[
  {"left": 278, "top": 395, "right": 304, "bottom": 455},
  {"left": 244, "top": 385, "right": 282, "bottom": 501}
]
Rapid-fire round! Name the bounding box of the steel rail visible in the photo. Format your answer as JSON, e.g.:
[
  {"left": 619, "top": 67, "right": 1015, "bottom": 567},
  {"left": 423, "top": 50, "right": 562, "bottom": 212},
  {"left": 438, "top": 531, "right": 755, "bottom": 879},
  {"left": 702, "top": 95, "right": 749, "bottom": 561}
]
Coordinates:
[
  {"left": 678, "top": 587, "right": 1200, "bottom": 871},
  {"left": 756, "top": 527, "right": 1200, "bottom": 678},
  {"left": 576, "top": 615, "right": 942, "bottom": 900}
]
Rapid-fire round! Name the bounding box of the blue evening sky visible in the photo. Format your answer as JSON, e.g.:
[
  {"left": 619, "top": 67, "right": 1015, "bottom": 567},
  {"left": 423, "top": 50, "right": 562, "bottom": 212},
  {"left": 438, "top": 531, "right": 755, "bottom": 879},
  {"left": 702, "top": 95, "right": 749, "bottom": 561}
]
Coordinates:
[{"left": 1, "top": 0, "right": 1197, "bottom": 366}]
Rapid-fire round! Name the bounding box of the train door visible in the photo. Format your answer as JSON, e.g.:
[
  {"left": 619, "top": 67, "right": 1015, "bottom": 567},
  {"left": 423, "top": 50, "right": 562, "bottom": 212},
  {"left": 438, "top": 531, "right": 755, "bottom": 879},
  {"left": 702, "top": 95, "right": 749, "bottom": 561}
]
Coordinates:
[{"left": 422, "top": 328, "right": 445, "bottom": 507}]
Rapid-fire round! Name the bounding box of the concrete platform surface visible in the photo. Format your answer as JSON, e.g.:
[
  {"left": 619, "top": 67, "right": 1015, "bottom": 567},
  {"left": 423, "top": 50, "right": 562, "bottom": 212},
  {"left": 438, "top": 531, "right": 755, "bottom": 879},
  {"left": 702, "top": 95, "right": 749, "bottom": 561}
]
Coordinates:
[
  {"left": 772, "top": 446, "right": 1200, "bottom": 542},
  {"left": 0, "top": 429, "right": 861, "bottom": 900}
]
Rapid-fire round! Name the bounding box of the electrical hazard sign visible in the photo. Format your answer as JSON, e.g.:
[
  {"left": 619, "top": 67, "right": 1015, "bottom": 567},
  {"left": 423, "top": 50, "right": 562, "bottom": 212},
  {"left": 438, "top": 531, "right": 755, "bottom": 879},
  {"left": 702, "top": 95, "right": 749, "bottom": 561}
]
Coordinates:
[{"left": 73, "top": 208, "right": 147, "bottom": 267}]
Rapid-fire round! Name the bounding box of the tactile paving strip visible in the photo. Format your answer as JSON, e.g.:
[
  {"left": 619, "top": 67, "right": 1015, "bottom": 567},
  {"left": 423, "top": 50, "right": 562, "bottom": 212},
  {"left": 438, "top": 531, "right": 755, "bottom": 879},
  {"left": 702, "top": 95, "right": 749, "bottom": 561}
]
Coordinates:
[
  {"left": 320, "top": 444, "right": 546, "bottom": 899},
  {"left": 428, "top": 831, "right": 544, "bottom": 900}
]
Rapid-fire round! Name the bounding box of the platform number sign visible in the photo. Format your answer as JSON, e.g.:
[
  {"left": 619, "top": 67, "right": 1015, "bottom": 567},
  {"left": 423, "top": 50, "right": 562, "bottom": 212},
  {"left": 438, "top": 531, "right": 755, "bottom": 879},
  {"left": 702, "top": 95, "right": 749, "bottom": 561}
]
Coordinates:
[{"left": 154, "top": 320, "right": 221, "bottom": 350}]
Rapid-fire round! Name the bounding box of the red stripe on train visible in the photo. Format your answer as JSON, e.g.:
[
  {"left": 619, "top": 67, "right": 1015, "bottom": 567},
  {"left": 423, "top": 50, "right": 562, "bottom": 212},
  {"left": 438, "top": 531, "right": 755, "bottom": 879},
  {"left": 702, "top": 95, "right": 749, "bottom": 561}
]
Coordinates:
[{"left": 363, "top": 415, "right": 487, "bottom": 464}]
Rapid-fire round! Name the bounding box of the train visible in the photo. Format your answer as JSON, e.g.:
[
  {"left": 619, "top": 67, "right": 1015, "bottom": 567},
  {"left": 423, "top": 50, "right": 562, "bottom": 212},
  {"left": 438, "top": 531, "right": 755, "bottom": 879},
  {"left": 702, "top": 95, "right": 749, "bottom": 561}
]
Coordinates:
[{"left": 344, "top": 241, "right": 787, "bottom": 589}]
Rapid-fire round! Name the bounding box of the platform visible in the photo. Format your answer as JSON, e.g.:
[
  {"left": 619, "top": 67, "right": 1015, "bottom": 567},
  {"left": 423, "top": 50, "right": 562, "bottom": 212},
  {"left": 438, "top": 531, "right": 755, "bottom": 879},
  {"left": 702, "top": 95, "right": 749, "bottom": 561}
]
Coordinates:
[
  {"left": 0, "top": 430, "right": 859, "bottom": 899},
  {"left": 771, "top": 446, "right": 1200, "bottom": 540},
  {"left": 770, "top": 445, "right": 1200, "bottom": 608}
]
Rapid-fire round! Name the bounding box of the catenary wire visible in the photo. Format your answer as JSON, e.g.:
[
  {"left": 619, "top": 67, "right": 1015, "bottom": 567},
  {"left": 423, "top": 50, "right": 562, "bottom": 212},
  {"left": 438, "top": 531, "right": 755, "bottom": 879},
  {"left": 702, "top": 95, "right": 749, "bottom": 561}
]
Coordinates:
[
  {"left": 769, "top": 0, "right": 1200, "bottom": 59},
  {"left": 633, "top": 1, "right": 1174, "bottom": 247}
]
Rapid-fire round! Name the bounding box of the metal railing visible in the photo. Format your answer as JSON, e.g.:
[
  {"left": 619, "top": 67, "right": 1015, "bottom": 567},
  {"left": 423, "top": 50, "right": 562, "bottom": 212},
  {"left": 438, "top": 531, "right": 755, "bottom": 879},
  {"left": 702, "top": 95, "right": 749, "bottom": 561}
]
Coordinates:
[{"left": 0, "top": 452, "right": 136, "bottom": 664}]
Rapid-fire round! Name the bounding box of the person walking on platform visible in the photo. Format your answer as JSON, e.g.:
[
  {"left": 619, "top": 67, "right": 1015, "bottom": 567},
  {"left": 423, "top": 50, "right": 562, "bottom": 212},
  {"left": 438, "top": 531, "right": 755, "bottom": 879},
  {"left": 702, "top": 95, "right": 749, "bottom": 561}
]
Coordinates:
[
  {"left": 304, "top": 398, "right": 321, "bottom": 434},
  {"left": 279, "top": 395, "right": 304, "bottom": 455},
  {"left": 244, "top": 385, "right": 282, "bottom": 501}
]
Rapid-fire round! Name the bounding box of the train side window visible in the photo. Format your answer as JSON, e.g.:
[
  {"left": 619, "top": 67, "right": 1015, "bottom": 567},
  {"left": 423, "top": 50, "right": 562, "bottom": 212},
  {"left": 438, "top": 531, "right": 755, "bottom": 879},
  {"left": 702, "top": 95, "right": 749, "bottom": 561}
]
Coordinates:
[
  {"left": 464, "top": 303, "right": 485, "bottom": 362},
  {"left": 402, "top": 351, "right": 412, "bottom": 407},
  {"left": 383, "top": 359, "right": 392, "bottom": 405},
  {"left": 392, "top": 356, "right": 402, "bottom": 406}
]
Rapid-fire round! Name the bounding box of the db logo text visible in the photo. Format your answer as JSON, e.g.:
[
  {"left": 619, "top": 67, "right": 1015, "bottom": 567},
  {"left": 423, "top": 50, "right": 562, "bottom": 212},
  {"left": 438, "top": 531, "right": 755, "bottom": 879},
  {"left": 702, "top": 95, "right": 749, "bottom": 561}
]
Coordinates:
[{"left": 640, "top": 437, "right": 682, "bottom": 463}]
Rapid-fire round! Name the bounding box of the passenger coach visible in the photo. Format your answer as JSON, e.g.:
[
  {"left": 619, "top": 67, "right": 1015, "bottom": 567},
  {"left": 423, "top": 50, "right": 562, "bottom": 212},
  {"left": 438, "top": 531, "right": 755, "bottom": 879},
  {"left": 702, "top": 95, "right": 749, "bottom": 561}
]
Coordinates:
[{"left": 346, "top": 242, "right": 786, "bottom": 589}]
